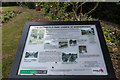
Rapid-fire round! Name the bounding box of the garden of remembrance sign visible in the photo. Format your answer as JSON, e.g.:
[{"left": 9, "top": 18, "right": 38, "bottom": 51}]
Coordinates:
[{"left": 9, "top": 21, "right": 116, "bottom": 80}]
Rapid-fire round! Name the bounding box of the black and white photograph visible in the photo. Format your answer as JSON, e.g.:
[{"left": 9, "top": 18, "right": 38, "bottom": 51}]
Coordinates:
[
  {"left": 69, "top": 39, "right": 77, "bottom": 46},
  {"left": 62, "top": 52, "right": 77, "bottom": 62},
  {"left": 29, "top": 28, "right": 45, "bottom": 44},
  {"left": 25, "top": 51, "right": 38, "bottom": 59}
]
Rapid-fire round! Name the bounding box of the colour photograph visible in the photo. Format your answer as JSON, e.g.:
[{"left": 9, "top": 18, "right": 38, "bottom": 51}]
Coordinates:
[
  {"left": 79, "top": 46, "right": 87, "bottom": 54},
  {"left": 81, "top": 28, "right": 95, "bottom": 35},
  {"left": 69, "top": 39, "right": 77, "bottom": 46},
  {"left": 59, "top": 42, "right": 68, "bottom": 48}
]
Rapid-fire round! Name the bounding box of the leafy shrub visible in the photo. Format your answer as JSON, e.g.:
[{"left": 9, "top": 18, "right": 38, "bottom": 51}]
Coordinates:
[
  {"left": 41, "top": 2, "right": 75, "bottom": 21},
  {"left": 102, "top": 27, "right": 120, "bottom": 52},
  {"left": 41, "top": 2, "right": 97, "bottom": 21},
  {"left": 2, "top": 11, "right": 22, "bottom": 23},
  {"left": 102, "top": 27, "right": 120, "bottom": 46}
]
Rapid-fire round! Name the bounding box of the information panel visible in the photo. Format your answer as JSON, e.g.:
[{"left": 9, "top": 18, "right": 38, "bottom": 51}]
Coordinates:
[{"left": 18, "top": 25, "right": 108, "bottom": 75}]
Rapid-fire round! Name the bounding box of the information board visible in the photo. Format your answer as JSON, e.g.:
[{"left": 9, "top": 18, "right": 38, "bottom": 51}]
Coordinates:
[{"left": 9, "top": 21, "right": 116, "bottom": 80}]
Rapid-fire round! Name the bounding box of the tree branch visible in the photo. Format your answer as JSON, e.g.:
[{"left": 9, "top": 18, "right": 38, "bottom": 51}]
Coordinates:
[
  {"left": 72, "top": 8, "right": 79, "bottom": 21},
  {"left": 84, "top": 2, "right": 99, "bottom": 16},
  {"left": 78, "top": 1, "right": 86, "bottom": 9},
  {"left": 80, "top": 5, "right": 82, "bottom": 21}
]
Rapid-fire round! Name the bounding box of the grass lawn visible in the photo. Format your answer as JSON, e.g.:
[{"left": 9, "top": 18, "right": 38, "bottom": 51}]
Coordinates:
[{"left": 2, "top": 6, "right": 45, "bottom": 78}]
